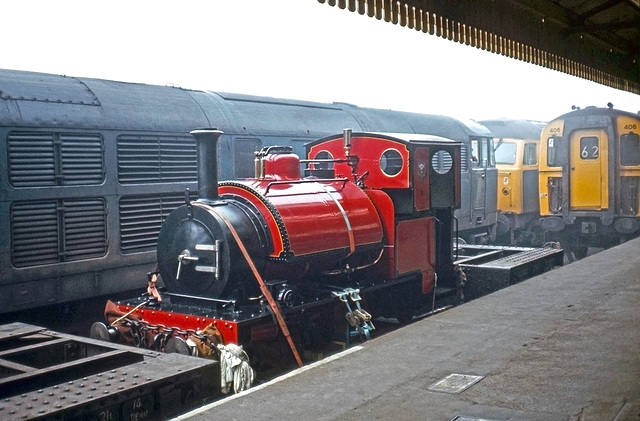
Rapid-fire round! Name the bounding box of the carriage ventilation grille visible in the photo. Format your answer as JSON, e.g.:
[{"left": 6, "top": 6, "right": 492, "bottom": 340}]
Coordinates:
[
  {"left": 119, "top": 193, "right": 197, "bottom": 254},
  {"left": 11, "top": 199, "right": 107, "bottom": 267},
  {"left": 117, "top": 135, "right": 197, "bottom": 183},
  {"left": 8, "top": 132, "right": 104, "bottom": 187}
]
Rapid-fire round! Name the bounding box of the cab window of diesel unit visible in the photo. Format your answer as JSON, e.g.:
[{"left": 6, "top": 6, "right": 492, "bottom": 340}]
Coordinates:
[
  {"left": 475, "top": 138, "right": 490, "bottom": 168},
  {"left": 523, "top": 143, "right": 538, "bottom": 165},
  {"left": 547, "top": 137, "right": 561, "bottom": 167},
  {"left": 495, "top": 141, "right": 517, "bottom": 165},
  {"left": 471, "top": 139, "right": 479, "bottom": 164},
  {"left": 487, "top": 138, "right": 496, "bottom": 167},
  {"left": 620, "top": 133, "right": 640, "bottom": 166}
]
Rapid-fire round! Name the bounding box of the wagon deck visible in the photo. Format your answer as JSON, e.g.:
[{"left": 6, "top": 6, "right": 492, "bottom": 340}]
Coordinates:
[{"left": 0, "top": 322, "right": 218, "bottom": 421}]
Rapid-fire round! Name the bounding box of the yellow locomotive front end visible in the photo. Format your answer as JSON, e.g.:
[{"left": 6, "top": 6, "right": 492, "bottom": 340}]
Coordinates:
[
  {"left": 538, "top": 106, "right": 640, "bottom": 257},
  {"left": 496, "top": 138, "right": 539, "bottom": 214},
  {"left": 484, "top": 118, "right": 543, "bottom": 245}
]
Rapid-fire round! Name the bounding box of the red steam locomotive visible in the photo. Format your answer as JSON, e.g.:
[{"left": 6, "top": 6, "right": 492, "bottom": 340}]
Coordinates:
[{"left": 92, "top": 128, "right": 462, "bottom": 385}]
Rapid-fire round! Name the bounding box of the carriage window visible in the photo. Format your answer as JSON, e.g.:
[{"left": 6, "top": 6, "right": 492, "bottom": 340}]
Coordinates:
[
  {"left": 580, "top": 137, "right": 599, "bottom": 160},
  {"left": 495, "top": 142, "right": 517, "bottom": 165},
  {"left": 380, "top": 149, "right": 403, "bottom": 176},
  {"left": 523, "top": 143, "right": 538, "bottom": 165},
  {"left": 620, "top": 133, "right": 640, "bottom": 166}
]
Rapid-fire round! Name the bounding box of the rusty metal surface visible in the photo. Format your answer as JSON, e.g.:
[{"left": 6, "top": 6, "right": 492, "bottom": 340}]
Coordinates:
[{"left": 0, "top": 322, "right": 218, "bottom": 421}]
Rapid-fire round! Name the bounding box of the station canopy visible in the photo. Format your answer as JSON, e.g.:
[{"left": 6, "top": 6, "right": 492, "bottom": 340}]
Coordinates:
[{"left": 318, "top": 0, "right": 640, "bottom": 95}]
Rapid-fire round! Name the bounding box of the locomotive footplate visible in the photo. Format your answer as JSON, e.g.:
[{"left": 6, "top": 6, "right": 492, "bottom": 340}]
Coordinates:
[
  {"left": 0, "top": 322, "right": 217, "bottom": 421},
  {"left": 455, "top": 244, "right": 564, "bottom": 300}
]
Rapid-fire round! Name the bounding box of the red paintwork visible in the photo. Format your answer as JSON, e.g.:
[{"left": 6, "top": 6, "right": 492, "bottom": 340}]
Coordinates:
[
  {"left": 221, "top": 156, "right": 384, "bottom": 261},
  {"left": 364, "top": 189, "right": 396, "bottom": 279},
  {"left": 116, "top": 303, "right": 240, "bottom": 344},
  {"left": 395, "top": 217, "right": 436, "bottom": 293},
  {"left": 262, "top": 153, "right": 301, "bottom": 180},
  {"left": 308, "top": 135, "right": 411, "bottom": 189},
  {"left": 308, "top": 133, "right": 447, "bottom": 292}
]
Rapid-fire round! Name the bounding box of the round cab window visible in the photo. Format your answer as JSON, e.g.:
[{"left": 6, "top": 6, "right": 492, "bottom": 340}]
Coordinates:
[
  {"left": 431, "top": 150, "right": 453, "bottom": 174},
  {"left": 380, "top": 149, "right": 403, "bottom": 176},
  {"left": 314, "top": 151, "right": 334, "bottom": 170}
]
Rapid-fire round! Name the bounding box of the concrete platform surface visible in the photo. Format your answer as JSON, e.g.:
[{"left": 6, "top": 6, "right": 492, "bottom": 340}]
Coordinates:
[{"left": 175, "top": 237, "right": 640, "bottom": 421}]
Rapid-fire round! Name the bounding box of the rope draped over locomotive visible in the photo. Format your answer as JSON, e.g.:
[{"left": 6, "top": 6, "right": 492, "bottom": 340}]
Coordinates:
[{"left": 98, "top": 128, "right": 462, "bottom": 367}]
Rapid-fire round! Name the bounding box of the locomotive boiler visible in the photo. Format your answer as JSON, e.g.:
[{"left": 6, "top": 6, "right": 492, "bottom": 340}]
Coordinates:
[
  {"left": 93, "top": 128, "right": 462, "bottom": 387},
  {"left": 159, "top": 129, "right": 386, "bottom": 306}
]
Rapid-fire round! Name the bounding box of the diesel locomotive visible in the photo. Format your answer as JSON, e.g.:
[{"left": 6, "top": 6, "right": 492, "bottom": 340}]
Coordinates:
[
  {"left": 481, "top": 119, "right": 545, "bottom": 245},
  {"left": 92, "top": 128, "right": 462, "bottom": 380},
  {"left": 538, "top": 105, "right": 640, "bottom": 258}
]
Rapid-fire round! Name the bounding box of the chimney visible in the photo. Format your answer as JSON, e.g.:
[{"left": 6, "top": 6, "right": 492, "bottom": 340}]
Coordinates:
[{"left": 190, "top": 128, "right": 224, "bottom": 202}]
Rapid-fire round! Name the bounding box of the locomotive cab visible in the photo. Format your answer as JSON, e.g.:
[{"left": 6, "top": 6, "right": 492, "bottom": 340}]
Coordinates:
[{"left": 307, "top": 130, "right": 462, "bottom": 296}]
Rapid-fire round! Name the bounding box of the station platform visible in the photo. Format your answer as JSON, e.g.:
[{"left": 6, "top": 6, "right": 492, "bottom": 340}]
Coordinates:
[{"left": 175, "top": 237, "right": 640, "bottom": 421}]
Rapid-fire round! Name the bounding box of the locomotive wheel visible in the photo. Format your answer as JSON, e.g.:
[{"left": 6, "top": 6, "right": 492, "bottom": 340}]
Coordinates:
[
  {"left": 89, "top": 322, "right": 120, "bottom": 342},
  {"left": 165, "top": 337, "right": 191, "bottom": 355}
]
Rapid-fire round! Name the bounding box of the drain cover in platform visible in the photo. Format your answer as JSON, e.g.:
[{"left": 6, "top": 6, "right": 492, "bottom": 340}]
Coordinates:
[{"left": 428, "top": 373, "right": 484, "bottom": 394}]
